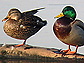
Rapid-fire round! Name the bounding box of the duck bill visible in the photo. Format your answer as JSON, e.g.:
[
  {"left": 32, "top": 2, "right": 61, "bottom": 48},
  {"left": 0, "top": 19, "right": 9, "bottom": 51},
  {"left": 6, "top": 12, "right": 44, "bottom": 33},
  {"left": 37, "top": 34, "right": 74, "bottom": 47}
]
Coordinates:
[
  {"left": 2, "top": 16, "right": 9, "bottom": 22},
  {"left": 54, "top": 12, "right": 64, "bottom": 18}
]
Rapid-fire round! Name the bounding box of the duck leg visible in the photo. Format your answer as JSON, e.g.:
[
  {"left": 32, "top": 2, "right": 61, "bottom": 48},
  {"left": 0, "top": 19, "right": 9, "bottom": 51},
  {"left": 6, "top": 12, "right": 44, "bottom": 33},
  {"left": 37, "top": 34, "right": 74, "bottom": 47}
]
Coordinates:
[
  {"left": 60, "top": 45, "right": 71, "bottom": 53},
  {"left": 15, "top": 40, "right": 26, "bottom": 47},
  {"left": 66, "top": 45, "right": 78, "bottom": 54}
]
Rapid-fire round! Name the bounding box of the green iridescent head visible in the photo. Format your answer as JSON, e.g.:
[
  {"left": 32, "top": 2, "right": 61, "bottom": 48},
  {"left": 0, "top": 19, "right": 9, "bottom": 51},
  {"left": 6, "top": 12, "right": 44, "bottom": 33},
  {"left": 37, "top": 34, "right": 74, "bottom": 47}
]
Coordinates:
[{"left": 55, "top": 6, "right": 76, "bottom": 20}]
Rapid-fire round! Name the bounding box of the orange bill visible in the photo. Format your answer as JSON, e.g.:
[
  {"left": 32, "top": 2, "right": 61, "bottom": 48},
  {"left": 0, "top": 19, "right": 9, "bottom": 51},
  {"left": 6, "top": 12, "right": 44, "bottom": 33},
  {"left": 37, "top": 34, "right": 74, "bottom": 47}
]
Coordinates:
[{"left": 2, "top": 16, "right": 9, "bottom": 22}]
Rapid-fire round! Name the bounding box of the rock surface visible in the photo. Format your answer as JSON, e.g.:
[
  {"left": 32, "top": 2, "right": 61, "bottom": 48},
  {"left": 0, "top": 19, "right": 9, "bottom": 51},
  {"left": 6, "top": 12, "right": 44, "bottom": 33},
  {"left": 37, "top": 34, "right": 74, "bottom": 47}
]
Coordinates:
[{"left": 0, "top": 44, "right": 84, "bottom": 62}]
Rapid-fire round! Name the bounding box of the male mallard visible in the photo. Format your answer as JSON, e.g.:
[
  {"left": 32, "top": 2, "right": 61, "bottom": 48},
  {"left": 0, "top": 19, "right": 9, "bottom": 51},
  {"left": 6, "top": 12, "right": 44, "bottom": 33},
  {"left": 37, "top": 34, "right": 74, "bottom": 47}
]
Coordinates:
[
  {"left": 53, "top": 6, "right": 84, "bottom": 54},
  {"left": 2, "top": 8, "right": 47, "bottom": 47}
]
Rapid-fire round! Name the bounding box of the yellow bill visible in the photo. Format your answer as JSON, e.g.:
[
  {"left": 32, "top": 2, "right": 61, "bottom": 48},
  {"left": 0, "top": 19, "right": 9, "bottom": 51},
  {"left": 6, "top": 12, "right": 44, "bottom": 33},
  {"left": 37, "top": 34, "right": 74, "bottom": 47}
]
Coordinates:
[{"left": 54, "top": 12, "right": 64, "bottom": 18}]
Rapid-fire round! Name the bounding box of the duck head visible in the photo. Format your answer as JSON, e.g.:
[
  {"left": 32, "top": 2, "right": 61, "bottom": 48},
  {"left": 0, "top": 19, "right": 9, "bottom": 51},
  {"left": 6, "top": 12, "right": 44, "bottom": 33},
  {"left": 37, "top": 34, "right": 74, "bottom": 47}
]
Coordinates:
[
  {"left": 2, "top": 8, "right": 21, "bottom": 22},
  {"left": 54, "top": 6, "right": 76, "bottom": 20}
]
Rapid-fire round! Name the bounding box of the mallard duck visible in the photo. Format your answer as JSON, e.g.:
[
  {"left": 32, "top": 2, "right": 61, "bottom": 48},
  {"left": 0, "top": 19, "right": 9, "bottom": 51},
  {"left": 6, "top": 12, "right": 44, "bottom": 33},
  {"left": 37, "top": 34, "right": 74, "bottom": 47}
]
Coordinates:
[
  {"left": 53, "top": 6, "right": 84, "bottom": 54},
  {"left": 2, "top": 8, "right": 47, "bottom": 47}
]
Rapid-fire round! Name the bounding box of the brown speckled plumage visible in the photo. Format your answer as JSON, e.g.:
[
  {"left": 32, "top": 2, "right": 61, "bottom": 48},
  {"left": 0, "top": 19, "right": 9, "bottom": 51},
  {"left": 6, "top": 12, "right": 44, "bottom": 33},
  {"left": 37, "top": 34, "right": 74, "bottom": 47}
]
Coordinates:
[{"left": 3, "top": 8, "right": 47, "bottom": 46}]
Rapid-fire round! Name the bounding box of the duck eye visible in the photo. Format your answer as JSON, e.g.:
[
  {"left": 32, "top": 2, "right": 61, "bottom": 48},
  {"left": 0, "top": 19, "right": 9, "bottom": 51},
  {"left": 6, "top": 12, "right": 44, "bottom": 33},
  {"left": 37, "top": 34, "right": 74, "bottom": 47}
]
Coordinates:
[{"left": 65, "top": 9, "right": 69, "bottom": 12}]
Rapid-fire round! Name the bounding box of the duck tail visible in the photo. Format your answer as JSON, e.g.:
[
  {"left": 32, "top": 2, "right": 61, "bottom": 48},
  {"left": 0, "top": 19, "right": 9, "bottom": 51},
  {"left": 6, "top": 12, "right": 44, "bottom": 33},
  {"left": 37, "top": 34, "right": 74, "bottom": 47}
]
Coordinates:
[
  {"left": 35, "top": 7, "right": 45, "bottom": 11},
  {"left": 42, "top": 20, "right": 47, "bottom": 26},
  {"left": 23, "top": 7, "right": 45, "bottom": 15},
  {"left": 39, "top": 20, "right": 47, "bottom": 27}
]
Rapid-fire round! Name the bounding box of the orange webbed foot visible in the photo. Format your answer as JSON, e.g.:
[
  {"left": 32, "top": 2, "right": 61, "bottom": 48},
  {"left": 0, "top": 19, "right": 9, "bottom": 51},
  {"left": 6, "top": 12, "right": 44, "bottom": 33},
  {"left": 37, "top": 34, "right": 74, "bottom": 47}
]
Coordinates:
[
  {"left": 66, "top": 45, "right": 78, "bottom": 54},
  {"left": 61, "top": 45, "right": 78, "bottom": 55},
  {"left": 15, "top": 44, "right": 24, "bottom": 47},
  {"left": 60, "top": 49, "right": 71, "bottom": 53},
  {"left": 66, "top": 50, "right": 76, "bottom": 54},
  {"left": 15, "top": 40, "right": 26, "bottom": 47}
]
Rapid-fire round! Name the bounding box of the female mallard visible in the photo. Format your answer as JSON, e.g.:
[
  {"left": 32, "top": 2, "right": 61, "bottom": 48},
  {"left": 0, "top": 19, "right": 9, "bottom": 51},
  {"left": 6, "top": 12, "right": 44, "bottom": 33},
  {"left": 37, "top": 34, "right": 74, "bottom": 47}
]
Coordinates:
[
  {"left": 2, "top": 8, "right": 47, "bottom": 47},
  {"left": 53, "top": 6, "right": 84, "bottom": 54}
]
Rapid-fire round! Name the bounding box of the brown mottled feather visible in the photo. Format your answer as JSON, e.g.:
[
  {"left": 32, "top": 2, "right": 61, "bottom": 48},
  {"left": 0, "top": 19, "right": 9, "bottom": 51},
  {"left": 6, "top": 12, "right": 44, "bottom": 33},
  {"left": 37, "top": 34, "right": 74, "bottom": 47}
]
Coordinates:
[{"left": 3, "top": 8, "right": 47, "bottom": 41}]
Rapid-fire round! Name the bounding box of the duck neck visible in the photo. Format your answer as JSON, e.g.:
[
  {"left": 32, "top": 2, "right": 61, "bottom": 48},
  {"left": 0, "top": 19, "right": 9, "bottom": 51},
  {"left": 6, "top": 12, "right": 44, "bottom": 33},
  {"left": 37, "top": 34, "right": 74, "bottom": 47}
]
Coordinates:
[{"left": 57, "top": 16, "right": 74, "bottom": 26}]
